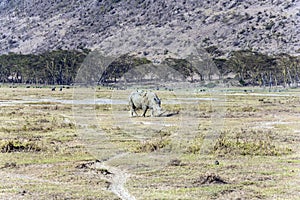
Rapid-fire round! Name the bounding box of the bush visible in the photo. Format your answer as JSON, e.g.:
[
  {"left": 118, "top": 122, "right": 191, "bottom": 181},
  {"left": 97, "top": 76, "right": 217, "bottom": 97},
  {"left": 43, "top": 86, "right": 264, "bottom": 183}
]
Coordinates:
[
  {"left": 0, "top": 139, "right": 42, "bottom": 153},
  {"left": 265, "top": 21, "right": 275, "bottom": 30},
  {"left": 134, "top": 138, "right": 170, "bottom": 153}
]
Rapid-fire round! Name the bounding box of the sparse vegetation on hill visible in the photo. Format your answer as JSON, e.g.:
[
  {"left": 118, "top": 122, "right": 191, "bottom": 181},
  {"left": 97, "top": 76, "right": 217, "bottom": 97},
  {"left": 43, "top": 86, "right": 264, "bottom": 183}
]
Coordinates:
[{"left": 0, "top": 0, "right": 299, "bottom": 56}]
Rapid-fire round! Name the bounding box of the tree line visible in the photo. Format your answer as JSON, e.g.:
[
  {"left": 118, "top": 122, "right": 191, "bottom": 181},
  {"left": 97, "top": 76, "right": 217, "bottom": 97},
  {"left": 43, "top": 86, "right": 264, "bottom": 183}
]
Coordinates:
[
  {"left": 216, "top": 50, "right": 300, "bottom": 88},
  {"left": 0, "top": 49, "right": 299, "bottom": 87},
  {"left": 0, "top": 49, "right": 90, "bottom": 85}
]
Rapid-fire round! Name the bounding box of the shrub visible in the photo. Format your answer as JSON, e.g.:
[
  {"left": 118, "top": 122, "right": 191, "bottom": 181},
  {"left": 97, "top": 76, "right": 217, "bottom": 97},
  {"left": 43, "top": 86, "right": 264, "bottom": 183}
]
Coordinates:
[
  {"left": 134, "top": 138, "right": 170, "bottom": 153},
  {"left": 265, "top": 21, "right": 275, "bottom": 30},
  {"left": 0, "top": 139, "right": 42, "bottom": 153}
]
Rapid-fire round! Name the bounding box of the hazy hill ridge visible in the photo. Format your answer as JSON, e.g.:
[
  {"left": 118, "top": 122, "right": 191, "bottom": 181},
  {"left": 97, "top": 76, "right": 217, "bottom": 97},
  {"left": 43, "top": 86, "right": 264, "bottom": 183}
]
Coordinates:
[{"left": 0, "top": 0, "right": 299, "bottom": 56}]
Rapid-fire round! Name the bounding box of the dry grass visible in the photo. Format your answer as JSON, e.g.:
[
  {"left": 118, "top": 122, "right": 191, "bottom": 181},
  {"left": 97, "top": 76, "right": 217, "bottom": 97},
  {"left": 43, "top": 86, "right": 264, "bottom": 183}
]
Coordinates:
[{"left": 0, "top": 86, "right": 299, "bottom": 199}]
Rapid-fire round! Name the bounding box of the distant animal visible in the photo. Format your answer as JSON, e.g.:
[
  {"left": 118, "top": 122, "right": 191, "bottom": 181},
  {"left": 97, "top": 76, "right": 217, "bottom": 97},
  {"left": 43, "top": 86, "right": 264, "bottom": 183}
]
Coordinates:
[
  {"left": 51, "top": 87, "right": 56, "bottom": 91},
  {"left": 129, "top": 91, "right": 162, "bottom": 117}
]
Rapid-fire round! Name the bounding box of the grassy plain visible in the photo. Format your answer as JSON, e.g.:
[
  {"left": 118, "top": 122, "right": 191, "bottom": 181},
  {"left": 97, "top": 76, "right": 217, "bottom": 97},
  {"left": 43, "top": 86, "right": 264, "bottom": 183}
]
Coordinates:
[{"left": 0, "top": 85, "right": 299, "bottom": 199}]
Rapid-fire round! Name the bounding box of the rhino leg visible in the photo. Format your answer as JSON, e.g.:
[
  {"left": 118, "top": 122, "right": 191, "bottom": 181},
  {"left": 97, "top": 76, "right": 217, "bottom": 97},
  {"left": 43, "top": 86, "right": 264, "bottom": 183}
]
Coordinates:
[
  {"left": 129, "top": 106, "right": 134, "bottom": 117},
  {"left": 142, "top": 107, "right": 148, "bottom": 117},
  {"left": 130, "top": 109, "right": 134, "bottom": 117},
  {"left": 151, "top": 109, "right": 154, "bottom": 117},
  {"left": 130, "top": 108, "right": 138, "bottom": 117}
]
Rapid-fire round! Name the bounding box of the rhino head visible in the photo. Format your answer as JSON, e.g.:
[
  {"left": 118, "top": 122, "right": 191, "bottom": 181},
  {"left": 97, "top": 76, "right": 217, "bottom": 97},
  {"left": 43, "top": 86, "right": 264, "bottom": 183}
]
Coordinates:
[{"left": 147, "top": 92, "right": 162, "bottom": 116}]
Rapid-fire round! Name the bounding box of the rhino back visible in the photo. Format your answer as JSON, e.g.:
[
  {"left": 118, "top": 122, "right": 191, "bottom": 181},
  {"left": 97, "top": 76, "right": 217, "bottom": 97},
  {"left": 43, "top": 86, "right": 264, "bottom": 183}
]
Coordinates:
[
  {"left": 129, "top": 92, "right": 144, "bottom": 108},
  {"left": 145, "top": 92, "right": 161, "bottom": 108}
]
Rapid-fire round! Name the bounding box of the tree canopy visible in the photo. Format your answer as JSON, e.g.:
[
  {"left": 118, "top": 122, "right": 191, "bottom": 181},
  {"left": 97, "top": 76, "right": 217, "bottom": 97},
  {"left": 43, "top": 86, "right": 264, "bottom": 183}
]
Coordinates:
[{"left": 0, "top": 49, "right": 299, "bottom": 88}]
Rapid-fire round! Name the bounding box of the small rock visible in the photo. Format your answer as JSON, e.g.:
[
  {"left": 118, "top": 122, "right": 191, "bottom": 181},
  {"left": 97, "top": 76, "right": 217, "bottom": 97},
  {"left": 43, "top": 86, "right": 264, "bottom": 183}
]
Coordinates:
[
  {"left": 99, "top": 168, "right": 112, "bottom": 175},
  {"left": 168, "top": 159, "right": 182, "bottom": 166},
  {"left": 3, "top": 162, "right": 17, "bottom": 168}
]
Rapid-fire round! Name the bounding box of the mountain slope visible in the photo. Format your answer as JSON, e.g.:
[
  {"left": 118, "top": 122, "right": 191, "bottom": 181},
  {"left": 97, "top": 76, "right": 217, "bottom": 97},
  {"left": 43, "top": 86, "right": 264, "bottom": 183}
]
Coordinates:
[{"left": 0, "top": 0, "right": 299, "bottom": 57}]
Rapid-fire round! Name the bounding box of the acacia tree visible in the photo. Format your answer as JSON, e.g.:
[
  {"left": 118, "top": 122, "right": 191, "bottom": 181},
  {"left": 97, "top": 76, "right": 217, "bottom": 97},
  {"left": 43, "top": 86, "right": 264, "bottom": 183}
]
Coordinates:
[
  {"left": 0, "top": 50, "right": 89, "bottom": 85},
  {"left": 213, "top": 58, "right": 230, "bottom": 80},
  {"left": 162, "top": 57, "right": 205, "bottom": 82},
  {"left": 98, "top": 54, "right": 151, "bottom": 84},
  {"left": 275, "top": 54, "right": 300, "bottom": 88},
  {"left": 227, "top": 50, "right": 276, "bottom": 86}
]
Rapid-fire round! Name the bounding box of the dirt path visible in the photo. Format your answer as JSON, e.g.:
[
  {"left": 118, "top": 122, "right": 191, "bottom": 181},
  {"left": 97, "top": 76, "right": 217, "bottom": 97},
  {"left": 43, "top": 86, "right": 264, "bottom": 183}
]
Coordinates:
[
  {"left": 96, "top": 153, "right": 136, "bottom": 200},
  {"left": 78, "top": 131, "right": 136, "bottom": 199}
]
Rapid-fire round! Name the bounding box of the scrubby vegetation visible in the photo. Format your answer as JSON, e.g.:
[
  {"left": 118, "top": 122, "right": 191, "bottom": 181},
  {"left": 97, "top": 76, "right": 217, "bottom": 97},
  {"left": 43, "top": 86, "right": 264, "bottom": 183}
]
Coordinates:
[
  {"left": 213, "top": 129, "right": 292, "bottom": 156},
  {"left": 1, "top": 0, "right": 299, "bottom": 56},
  {"left": 134, "top": 138, "right": 170, "bottom": 153},
  {"left": 0, "top": 139, "right": 42, "bottom": 153}
]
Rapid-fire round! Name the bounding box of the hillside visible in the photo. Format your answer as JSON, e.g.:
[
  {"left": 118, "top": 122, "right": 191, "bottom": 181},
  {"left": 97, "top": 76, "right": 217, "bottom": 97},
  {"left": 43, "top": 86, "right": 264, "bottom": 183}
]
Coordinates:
[{"left": 0, "top": 0, "right": 299, "bottom": 57}]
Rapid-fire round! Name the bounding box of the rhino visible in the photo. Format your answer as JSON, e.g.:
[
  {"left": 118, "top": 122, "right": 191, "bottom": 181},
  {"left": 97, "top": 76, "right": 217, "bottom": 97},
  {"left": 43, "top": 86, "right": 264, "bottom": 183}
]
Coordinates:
[{"left": 129, "top": 90, "right": 162, "bottom": 117}]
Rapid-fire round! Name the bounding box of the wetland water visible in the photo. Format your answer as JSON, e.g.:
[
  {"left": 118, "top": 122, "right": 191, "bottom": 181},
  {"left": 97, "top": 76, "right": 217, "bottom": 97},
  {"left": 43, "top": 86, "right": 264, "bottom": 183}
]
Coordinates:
[
  {"left": 0, "top": 98, "right": 127, "bottom": 106},
  {"left": 0, "top": 97, "right": 217, "bottom": 106}
]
